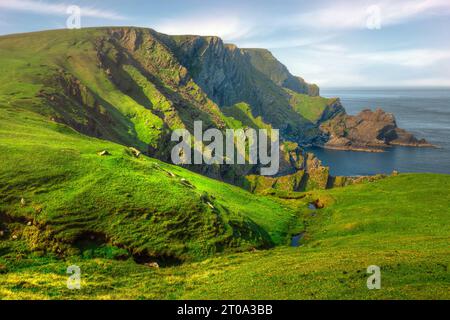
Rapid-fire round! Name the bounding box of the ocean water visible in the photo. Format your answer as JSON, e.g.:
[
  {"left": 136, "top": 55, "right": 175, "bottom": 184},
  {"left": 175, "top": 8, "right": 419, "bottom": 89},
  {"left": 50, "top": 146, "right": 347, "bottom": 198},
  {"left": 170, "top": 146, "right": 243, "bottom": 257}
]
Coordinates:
[{"left": 308, "top": 87, "right": 450, "bottom": 176}]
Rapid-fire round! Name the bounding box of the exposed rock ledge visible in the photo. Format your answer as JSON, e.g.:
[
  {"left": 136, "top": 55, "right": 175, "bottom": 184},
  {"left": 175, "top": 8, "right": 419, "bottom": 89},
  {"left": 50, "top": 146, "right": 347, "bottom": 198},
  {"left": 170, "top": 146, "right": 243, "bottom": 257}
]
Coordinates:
[
  {"left": 317, "top": 108, "right": 434, "bottom": 152},
  {"left": 245, "top": 152, "right": 389, "bottom": 194}
]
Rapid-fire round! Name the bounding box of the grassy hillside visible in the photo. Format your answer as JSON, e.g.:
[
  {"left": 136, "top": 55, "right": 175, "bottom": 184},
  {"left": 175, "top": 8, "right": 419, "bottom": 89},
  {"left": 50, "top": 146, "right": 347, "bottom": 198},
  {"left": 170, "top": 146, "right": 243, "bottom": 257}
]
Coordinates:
[
  {"left": 0, "top": 28, "right": 230, "bottom": 155},
  {"left": 0, "top": 105, "right": 303, "bottom": 264},
  {"left": 286, "top": 89, "right": 342, "bottom": 124},
  {"left": 0, "top": 27, "right": 343, "bottom": 184},
  {"left": 1, "top": 174, "right": 448, "bottom": 299},
  {"left": 222, "top": 102, "right": 272, "bottom": 130}
]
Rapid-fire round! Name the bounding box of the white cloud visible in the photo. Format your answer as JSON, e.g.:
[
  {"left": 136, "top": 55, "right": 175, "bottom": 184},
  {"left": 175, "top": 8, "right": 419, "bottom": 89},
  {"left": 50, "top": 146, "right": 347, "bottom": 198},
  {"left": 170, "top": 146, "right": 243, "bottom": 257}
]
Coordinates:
[
  {"left": 153, "top": 15, "right": 254, "bottom": 40},
  {"left": 351, "top": 49, "right": 450, "bottom": 67},
  {"left": 296, "top": 0, "right": 450, "bottom": 30},
  {"left": 277, "top": 45, "right": 450, "bottom": 87},
  {"left": 238, "top": 34, "right": 338, "bottom": 50},
  {"left": 0, "top": 0, "right": 126, "bottom": 20},
  {"left": 309, "top": 43, "right": 348, "bottom": 53},
  {"left": 151, "top": 0, "right": 450, "bottom": 48}
]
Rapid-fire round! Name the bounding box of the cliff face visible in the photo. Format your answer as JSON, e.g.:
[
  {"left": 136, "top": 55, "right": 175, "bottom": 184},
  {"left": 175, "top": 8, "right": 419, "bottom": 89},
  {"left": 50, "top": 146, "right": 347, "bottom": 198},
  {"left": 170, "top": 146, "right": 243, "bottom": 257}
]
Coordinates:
[
  {"left": 242, "top": 48, "right": 319, "bottom": 96},
  {"left": 159, "top": 34, "right": 325, "bottom": 140}
]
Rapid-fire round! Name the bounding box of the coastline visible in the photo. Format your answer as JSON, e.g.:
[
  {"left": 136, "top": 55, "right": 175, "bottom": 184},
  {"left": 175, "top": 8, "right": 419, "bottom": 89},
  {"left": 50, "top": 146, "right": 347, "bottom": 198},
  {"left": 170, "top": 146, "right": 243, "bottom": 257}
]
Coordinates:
[
  {"left": 315, "top": 144, "right": 386, "bottom": 153},
  {"left": 311, "top": 141, "right": 437, "bottom": 154}
]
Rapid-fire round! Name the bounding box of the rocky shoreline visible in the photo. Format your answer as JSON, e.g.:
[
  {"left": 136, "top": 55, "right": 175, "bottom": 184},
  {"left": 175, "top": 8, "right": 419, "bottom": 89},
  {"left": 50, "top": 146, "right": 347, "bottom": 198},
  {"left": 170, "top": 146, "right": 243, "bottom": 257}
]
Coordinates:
[{"left": 315, "top": 144, "right": 386, "bottom": 153}]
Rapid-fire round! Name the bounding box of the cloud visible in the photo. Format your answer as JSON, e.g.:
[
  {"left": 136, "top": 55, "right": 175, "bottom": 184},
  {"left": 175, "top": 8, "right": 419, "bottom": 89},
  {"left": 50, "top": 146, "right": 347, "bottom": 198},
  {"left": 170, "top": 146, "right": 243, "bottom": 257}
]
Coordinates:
[
  {"left": 296, "top": 0, "right": 450, "bottom": 30},
  {"left": 351, "top": 49, "right": 450, "bottom": 67},
  {"left": 152, "top": 15, "right": 255, "bottom": 40},
  {"left": 278, "top": 44, "right": 450, "bottom": 87},
  {"left": 237, "top": 34, "right": 338, "bottom": 50},
  {"left": 0, "top": 0, "right": 127, "bottom": 20},
  {"left": 150, "top": 0, "right": 450, "bottom": 48}
]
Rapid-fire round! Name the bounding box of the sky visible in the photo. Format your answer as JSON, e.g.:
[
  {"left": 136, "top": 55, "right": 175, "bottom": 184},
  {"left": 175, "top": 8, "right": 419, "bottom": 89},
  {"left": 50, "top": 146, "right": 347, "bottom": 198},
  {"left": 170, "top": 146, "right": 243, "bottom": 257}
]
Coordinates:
[{"left": 1, "top": 0, "right": 450, "bottom": 87}]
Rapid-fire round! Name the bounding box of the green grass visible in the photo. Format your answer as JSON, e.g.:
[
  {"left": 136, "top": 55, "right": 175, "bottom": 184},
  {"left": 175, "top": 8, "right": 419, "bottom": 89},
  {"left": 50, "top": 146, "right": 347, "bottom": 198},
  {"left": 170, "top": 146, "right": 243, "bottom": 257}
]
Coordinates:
[
  {"left": 0, "top": 28, "right": 228, "bottom": 153},
  {"left": 222, "top": 102, "right": 272, "bottom": 131},
  {"left": 0, "top": 104, "right": 301, "bottom": 263},
  {"left": 1, "top": 174, "right": 448, "bottom": 299},
  {"left": 286, "top": 89, "right": 339, "bottom": 123},
  {"left": 0, "top": 27, "right": 304, "bottom": 266}
]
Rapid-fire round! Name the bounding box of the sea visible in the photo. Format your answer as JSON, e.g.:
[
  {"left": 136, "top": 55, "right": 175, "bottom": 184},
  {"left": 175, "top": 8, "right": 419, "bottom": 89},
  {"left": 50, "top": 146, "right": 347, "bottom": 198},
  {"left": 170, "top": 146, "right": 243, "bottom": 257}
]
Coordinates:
[{"left": 306, "top": 87, "right": 450, "bottom": 176}]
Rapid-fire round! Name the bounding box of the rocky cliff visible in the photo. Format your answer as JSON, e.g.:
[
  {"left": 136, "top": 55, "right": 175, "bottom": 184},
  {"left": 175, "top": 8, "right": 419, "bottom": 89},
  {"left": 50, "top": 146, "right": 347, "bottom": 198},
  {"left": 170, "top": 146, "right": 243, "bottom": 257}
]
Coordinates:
[
  {"left": 242, "top": 48, "right": 319, "bottom": 96},
  {"left": 157, "top": 34, "right": 324, "bottom": 141}
]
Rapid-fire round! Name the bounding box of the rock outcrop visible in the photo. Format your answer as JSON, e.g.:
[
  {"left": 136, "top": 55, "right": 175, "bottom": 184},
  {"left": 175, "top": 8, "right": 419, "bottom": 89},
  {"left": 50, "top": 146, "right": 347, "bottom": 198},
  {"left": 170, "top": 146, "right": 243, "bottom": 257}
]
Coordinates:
[
  {"left": 318, "top": 108, "right": 432, "bottom": 152},
  {"left": 245, "top": 151, "right": 331, "bottom": 193}
]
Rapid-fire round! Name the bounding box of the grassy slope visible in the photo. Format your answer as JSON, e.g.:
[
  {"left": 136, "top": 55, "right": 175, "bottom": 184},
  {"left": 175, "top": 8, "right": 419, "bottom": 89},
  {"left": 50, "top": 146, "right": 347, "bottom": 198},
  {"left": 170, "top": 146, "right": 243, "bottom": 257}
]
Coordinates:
[
  {"left": 1, "top": 174, "right": 448, "bottom": 299},
  {"left": 0, "top": 28, "right": 228, "bottom": 153},
  {"left": 0, "top": 29, "right": 304, "bottom": 263},
  {"left": 222, "top": 102, "right": 272, "bottom": 131},
  {"left": 286, "top": 88, "right": 338, "bottom": 124},
  {"left": 0, "top": 28, "right": 158, "bottom": 150},
  {"left": 0, "top": 106, "right": 301, "bottom": 263}
]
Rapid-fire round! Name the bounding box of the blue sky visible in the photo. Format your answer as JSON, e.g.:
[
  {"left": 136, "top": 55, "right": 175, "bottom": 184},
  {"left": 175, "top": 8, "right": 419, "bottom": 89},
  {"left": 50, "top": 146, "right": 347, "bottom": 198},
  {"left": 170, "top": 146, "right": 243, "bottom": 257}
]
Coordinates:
[{"left": 1, "top": 0, "right": 450, "bottom": 87}]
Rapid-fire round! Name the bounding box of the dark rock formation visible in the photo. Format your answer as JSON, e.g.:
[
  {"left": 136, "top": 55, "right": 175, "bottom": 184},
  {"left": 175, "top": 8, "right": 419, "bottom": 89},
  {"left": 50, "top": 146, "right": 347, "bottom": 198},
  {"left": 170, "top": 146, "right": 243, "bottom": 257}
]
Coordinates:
[
  {"left": 318, "top": 108, "right": 432, "bottom": 152},
  {"left": 317, "top": 98, "right": 346, "bottom": 124}
]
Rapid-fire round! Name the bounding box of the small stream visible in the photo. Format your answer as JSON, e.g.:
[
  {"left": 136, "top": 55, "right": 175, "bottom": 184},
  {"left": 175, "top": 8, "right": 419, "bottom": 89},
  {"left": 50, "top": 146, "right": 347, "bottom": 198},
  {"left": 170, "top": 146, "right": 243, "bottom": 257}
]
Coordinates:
[
  {"left": 291, "top": 203, "right": 319, "bottom": 247},
  {"left": 290, "top": 233, "right": 304, "bottom": 247}
]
